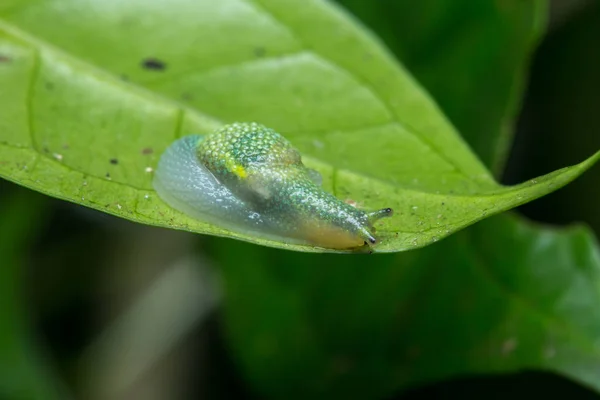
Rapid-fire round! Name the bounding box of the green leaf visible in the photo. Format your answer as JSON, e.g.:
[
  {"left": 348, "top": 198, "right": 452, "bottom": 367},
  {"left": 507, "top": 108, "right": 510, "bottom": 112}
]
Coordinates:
[
  {"left": 215, "top": 214, "right": 600, "bottom": 399},
  {"left": 0, "top": 0, "right": 597, "bottom": 253},
  {"left": 0, "top": 187, "right": 67, "bottom": 400},
  {"left": 335, "top": 0, "right": 547, "bottom": 173}
]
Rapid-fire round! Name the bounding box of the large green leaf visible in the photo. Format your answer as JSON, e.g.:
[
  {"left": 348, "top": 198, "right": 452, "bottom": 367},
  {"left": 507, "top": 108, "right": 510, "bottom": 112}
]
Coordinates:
[
  {"left": 215, "top": 214, "right": 600, "bottom": 399},
  {"left": 0, "top": 0, "right": 597, "bottom": 253},
  {"left": 335, "top": 0, "right": 546, "bottom": 173}
]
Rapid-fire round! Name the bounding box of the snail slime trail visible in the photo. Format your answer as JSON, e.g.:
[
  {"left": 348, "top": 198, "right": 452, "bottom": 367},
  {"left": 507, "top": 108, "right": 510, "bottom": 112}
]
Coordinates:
[{"left": 153, "top": 122, "right": 393, "bottom": 249}]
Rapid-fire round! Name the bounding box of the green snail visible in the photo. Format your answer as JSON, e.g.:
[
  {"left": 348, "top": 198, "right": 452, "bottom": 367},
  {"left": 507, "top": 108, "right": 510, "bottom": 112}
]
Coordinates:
[{"left": 153, "top": 122, "right": 393, "bottom": 249}]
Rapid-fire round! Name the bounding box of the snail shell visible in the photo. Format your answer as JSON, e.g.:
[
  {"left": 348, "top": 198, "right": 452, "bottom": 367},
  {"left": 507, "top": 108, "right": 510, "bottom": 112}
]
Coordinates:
[{"left": 153, "top": 122, "right": 392, "bottom": 249}]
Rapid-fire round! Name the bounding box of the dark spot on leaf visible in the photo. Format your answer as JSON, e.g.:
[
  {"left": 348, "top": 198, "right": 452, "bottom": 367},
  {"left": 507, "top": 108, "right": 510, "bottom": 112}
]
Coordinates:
[
  {"left": 120, "top": 74, "right": 130, "bottom": 81},
  {"left": 43, "top": 146, "right": 49, "bottom": 153},
  {"left": 141, "top": 58, "right": 166, "bottom": 71},
  {"left": 110, "top": 158, "right": 118, "bottom": 165},
  {"left": 105, "top": 173, "right": 111, "bottom": 178},
  {"left": 181, "top": 92, "right": 193, "bottom": 101},
  {"left": 254, "top": 47, "right": 266, "bottom": 57},
  {"left": 141, "top": 147, "right": 154, "bottom": 155},
  {"left": 0, "top": 54, "right": 11, "bottom": 63},
  {"left": 45, "top": 82, "right": 54, "bottom": 90},
  {"left": 441, "top": 202, "right": 445, "bottom": 206},
  {"left": 62, "top": 144, "right": 69, "bottom": 150}
]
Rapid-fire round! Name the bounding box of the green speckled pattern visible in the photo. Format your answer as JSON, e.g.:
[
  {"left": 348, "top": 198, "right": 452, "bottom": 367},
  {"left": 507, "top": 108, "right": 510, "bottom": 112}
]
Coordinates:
[
  {"left": 198, "top": 122, "right": 301, "bottom": 173},
  {"left": 195, "top": 122, "right": 391, "bottom": 246}
]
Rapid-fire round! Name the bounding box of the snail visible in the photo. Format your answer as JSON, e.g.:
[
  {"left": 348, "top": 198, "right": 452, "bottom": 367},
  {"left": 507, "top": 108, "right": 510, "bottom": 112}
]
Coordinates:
[{"left": 153, "top": 122, "right": 393, "bottom": 249}]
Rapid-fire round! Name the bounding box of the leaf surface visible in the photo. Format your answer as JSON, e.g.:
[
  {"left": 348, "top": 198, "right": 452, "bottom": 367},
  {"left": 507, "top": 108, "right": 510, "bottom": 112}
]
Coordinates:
[{"left": 0, "top": 0, "right": 597, "bottom": 252}]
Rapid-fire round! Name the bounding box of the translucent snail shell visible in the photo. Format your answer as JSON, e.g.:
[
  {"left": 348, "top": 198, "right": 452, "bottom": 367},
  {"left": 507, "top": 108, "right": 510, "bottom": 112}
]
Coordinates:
[{"left": 153, "top": 122, "right": 392, "bottom": 249}]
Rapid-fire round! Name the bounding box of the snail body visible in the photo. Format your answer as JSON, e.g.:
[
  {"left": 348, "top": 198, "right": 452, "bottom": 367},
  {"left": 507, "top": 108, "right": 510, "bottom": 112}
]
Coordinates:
[{"left": 153, "top": 122, "right": 392, "bottom": 249}]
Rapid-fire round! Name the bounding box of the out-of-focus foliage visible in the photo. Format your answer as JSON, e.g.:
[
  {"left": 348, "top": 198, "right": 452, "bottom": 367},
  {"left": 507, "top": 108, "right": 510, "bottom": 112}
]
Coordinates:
[
  {"left": 0, "top": 188, "right": 66, "bottom": 399},
  {"left": 216, "top": 214, "right": 600, "bottom": 399},
  {"left": 507, "top": 1, "right": 600, "bottom": 236}
]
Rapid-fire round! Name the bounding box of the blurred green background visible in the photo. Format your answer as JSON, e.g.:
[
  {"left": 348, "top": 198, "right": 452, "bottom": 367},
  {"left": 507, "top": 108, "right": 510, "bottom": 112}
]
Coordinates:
[{"left": 1, "top": 0, "right": 600, "bottom": 399}]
